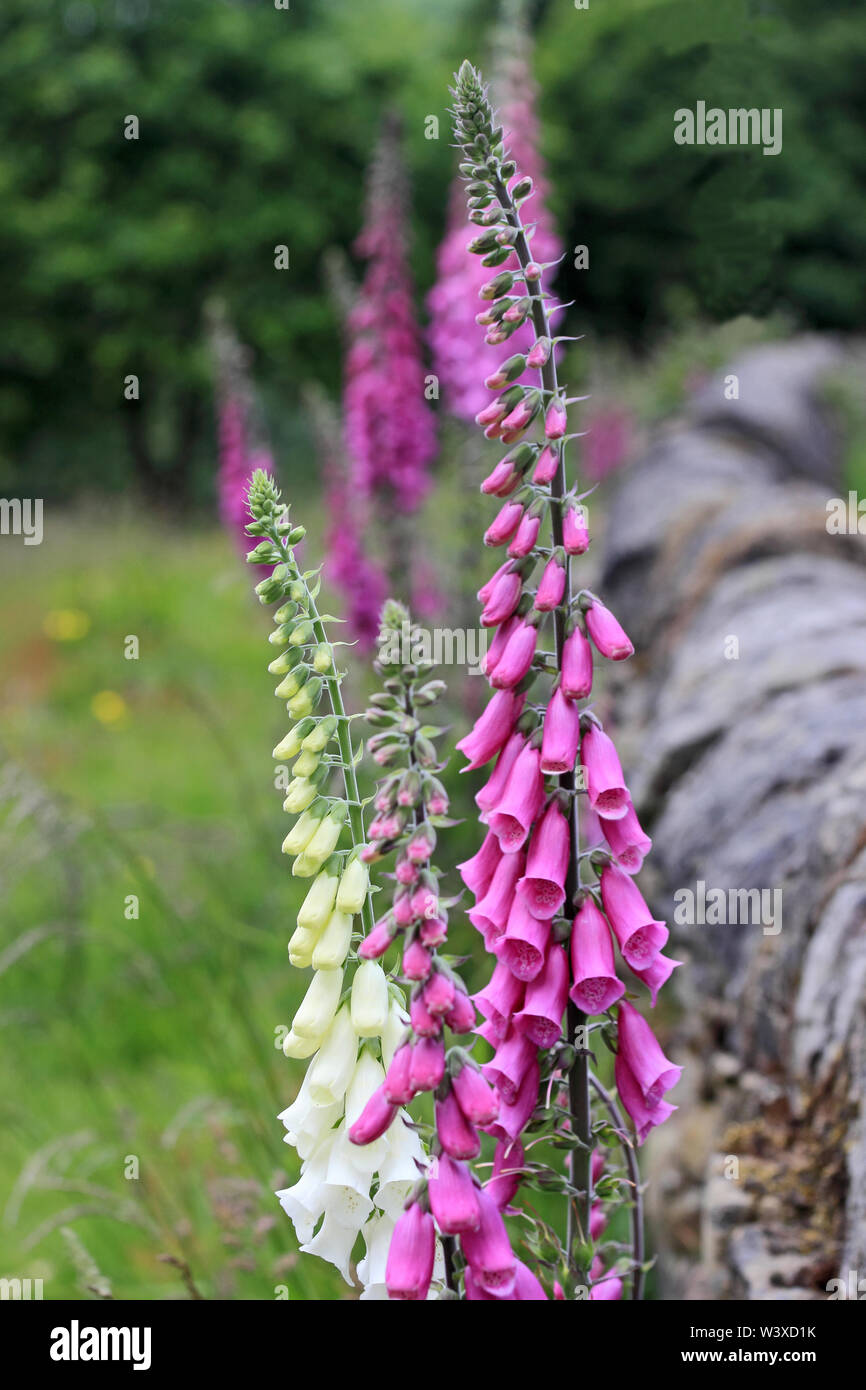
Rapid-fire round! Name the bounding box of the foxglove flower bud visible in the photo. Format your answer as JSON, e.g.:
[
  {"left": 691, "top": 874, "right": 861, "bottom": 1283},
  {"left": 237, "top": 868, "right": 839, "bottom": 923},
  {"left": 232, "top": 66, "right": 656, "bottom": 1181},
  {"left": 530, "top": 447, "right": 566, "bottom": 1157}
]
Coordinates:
[
  {"left": 385, "top": 1203, "right": 436, "bottom": 1301},
  {"left": 428, "top": 1155, "right": 481, "bottom": 1235},
  {"left": 452, "top": 1060, "right": 500, "bottom": 1125},
  {"left": 584, "top": 598, "right": 634, "bottom": 660},
  {"left": 563, "top": 501, "right": 590, "bottom": 555},
  {"left": 535, "top": 550, "right": 566, "bottom": 611},
  {"left": 351, "top": 960, "right": 390, "bottom": 1037},
  {"left": 409, "top": 1035, "right": 445, "bottom": 1092},
  {"left": 348, "top": 1085, "right": 398, "bottom": 1145},
  {"left": 435, "top": 1089, "right": 481, "bottom": 1160}
]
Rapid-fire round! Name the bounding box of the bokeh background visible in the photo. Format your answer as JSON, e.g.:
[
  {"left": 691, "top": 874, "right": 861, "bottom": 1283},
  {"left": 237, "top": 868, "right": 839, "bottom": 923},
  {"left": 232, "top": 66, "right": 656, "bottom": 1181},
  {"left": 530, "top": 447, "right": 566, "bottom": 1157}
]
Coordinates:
[{"left": 1, "top": 0, "right": 864, "bottom": 1300}]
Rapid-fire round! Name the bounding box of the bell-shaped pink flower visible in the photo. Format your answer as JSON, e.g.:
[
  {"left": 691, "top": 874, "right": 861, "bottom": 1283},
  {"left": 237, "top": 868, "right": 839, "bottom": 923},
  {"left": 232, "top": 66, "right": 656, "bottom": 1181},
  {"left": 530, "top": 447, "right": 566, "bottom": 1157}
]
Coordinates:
[
  {"left": 615, "top": 1047, "right": 677, "bottom": 1144},
  {"left": 600, "top": 801, "right": 652, "bottom": 874},
  {"left": 468, "top": 848, "right": 526, "bottom": 952},
  {"left": 410, "top": 988, "right": 440, "bottom": 1038},
  {"left": 473, "top": 959, "right": 525, "bottom": 1044},
  {"left": 599, "top": 863, "right": 669, "bottom": 970},
  {"left": 402, "top": 938, "right": 432, "bottom": 981},
  {"left": 409, "top": 1034, "right": 446, "bottom": 1092},
  {"left": 428, "top": 1154, "right": 481, "bottom": 1235},
  {"left": 533, "top": 444, "right": 558, "bottom": 483},
  {"left": 481, "top": 458, "right": 521, "bottom": 497},
  {"left": 406, "top": 824, "right": 436, "bottom": 863},
  {"left": 435, "top": 1088, "right": 481, "bottom": 1159},
  {"left": 445, "top": 985, "right": 476, "bottom": 1035},
  {"left": 410, "top": 879, "right": 438, "bottom": 921},
  {"left": 420, "top": 914, "right": 448, "bottom": 948},
  {"left": 484, "top": 499, "right": 524, "bottom": 547},
  {"left": 460, "top": 1186, "right": 517, "bottom": 1296},
  {"left": 456, "top": 688, "right": 524, "bottom": 772},
  {"left": 423, "top": 968, "right": 455, "bottom": 1018},
  {"left": 563, "top": 501, "right": 589, "bottom": 554},
  {"left": 569, "top": 897, "right": 625, "bottom": 1014},
  {"left": 487, "top": 1137, "right": 525, "bottom": 1209},
  {"left": 483, "top": 1029, "right": 537, "bottom": 1104},
  {"left": 452, "top": 1061, "right": 500, "bottom": 1126},
  {"left": 516, "top": 799, "right": 569, "bottom": 919},
  {"left": 488, "top": 743, "right": 544, "bottom": 852},
  {"left": 500, "top": 894, "right": 551, "bottom": 982},
  {"left": 358, "top": 917, "right": 396, "bottom": 959},
  {"left": 458, "top": 828, "right": 501, "bottom": 897},
  {"left": 395, "top": 856, "right": 419, "bottom": 885},
  {"left": 489, "top": 618, "right": 537, "bottom": 690},
  {"left": 535, "top": 552, "right": 566, "bottom": 611},
  {"left": 585, "top": 599, "right": 634, "bottom": 660},
  {"left": 486, "top": 1053, "right": 540, "bottom": 1142},
  {"left": 392, "top": 890, "right": 416, "bottom": 927},
  {"left": 527, "top": 337, "right": 551, "bottom": 369},
  {"left": 473, "top": 1259, "right": 548, "bottom": 1301},
  {"left": 562, "top": 626, "right": 593, "bottom": 699},
  {"left": 507, "top": 509, "right": 541, "bottom": 558},
  {"left": 476, "top": 732, "right": 525, "bottom": 821},
  {"left": 481, "top": 613, "right": 519, "bottom": 679},
  {"left": 540, "top": 686, "right": 581, "bottom": 774},
  {"left": 630, "top": 951, "right": 682, "bottom": 1007},
  {"left": 544, "top": 395, "right": 567, "bottom": 439},
  {"left": 580, "top": 723, "right": 630, "bottom": 821},
  {"left": 386, "top": 1202, "right": 436, "bottom": 1300},
  {"left": 617, "top": 999, "right": 682, "bottom": 1107},
  {"left": 384, "top": 1043, "right": 414, "bottom": 1104},
  {"left": 481, "top": 567, "right": 523, "bottom": 626},
  {"left": 514, "top": 942, "right": 569, "bottom": 1047},
  {"left": 348, "top": 1085, "right": 398, "bottom": 1144},
  {"left": 590, "top": 1273, "right": 623, "bottom": 1301},
  {"left": 478, "top": 560, "right": 512, "bottom": 605}
]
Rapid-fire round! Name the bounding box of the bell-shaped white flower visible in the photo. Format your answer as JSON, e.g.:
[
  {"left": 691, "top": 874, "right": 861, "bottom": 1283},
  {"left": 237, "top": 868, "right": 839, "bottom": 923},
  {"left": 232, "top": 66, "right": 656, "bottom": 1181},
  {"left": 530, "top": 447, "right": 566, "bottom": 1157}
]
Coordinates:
[
  {"left": 287, "top": 924, "right": 319, "bottom": 969},
  {"left": 350, "top": 960, "right": 389, "bottom": 1037},
  {"left": 335, "top": 855, "right": 369, "bottom": 914},
  {"left": 278, "top": 1075, "right": 341, "bottom": 1161},
  {"left": 292, "top": 966, "right": 343, "bottom": 1041},
  {"left": 311, "top": 909, "right": 353, "bottom": 970},
  {"left": 297, "top": 866, "right": 340, "bottom": 932},
  {"left": 326, "top": 1127, "right": 376, "bottom": 1200},
  {"left": 281, "top": 806, "right": 323, "bottom": 856},
  {"left": 282, "top": 775, "right": 318, "bottom": 814},
  {"left": 344, "top": 1051, "right": 390, "bottom": 1174},
  {"left": 294, "top": 807, "right": 345, "bottom": 877},
  {"left": 375, "top": 1113, "right": 425, "bottom": 1219},
  {"left": 299, "top": 1207, "right": 365, "bottom": 1287},
  {"left": 306, "top": 1006, "right": 357, "bottom": 1106},
  {"left": 275, "top": 1131, "right": 336, "bottom": 1244},
  {"left": 357, "top": 1212, "right": 395, "bottom": 1300},
  {"left": 281, "top": 1027, "right": 320, "bottom": 1059},
  {"left": 380, "top": 998, "right": 410, "bottom": 1068}
]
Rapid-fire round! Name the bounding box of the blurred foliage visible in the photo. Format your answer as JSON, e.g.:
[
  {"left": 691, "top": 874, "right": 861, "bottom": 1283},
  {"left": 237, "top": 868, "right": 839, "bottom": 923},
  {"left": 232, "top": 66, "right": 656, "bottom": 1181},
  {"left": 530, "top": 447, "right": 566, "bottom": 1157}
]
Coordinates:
[
  {"left": 0, "top": 0, "right": 863, "bottom": 504},
  {"left": 537, "top": 0, "right": 866, "bottom": 343}
]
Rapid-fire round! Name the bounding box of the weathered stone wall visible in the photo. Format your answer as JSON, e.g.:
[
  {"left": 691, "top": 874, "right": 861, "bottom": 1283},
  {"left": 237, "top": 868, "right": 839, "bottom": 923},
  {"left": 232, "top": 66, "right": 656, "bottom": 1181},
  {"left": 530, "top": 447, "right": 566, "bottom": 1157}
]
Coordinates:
[{"left": 600, "top": 338, "right": 866, "bottom": 1300}]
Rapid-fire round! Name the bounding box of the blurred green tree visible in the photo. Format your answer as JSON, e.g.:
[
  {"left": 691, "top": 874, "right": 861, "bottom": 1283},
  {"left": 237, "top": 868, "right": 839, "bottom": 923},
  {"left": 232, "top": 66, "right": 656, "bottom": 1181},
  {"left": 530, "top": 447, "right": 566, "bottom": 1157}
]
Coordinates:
[
  {"left": 0, "top": 0, "right": 862, "bottom": 503},
  {"left": 536, "top": 0, "right": 866, "bottom": 341},
  {"left": 0, "top": 0, "right": 463, "bottom": 503}
]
